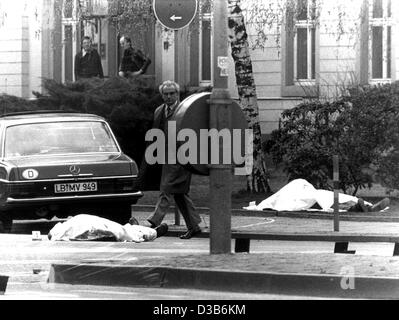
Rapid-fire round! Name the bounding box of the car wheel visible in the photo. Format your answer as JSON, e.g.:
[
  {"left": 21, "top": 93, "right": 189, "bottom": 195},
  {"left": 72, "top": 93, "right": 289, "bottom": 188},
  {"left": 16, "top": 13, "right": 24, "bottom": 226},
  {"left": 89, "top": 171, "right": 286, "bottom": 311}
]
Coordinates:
[{"left": 0, "top": 214, "right": 13, "bottom": 233}]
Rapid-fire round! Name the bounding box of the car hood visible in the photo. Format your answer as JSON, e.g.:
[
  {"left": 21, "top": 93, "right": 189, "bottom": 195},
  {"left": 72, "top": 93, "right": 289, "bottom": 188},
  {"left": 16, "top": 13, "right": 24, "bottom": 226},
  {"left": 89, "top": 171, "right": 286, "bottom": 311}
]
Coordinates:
[{"left": 3, "top": 153, "right": 138, "bottom": 180}]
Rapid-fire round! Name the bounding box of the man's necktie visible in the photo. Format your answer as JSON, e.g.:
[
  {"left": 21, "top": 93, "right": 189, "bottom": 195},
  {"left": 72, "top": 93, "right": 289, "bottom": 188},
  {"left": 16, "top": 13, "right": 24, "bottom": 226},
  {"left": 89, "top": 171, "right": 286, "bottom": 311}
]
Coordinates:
[{"left": 166, "top": 106, "right": 173, "bottom": 118}]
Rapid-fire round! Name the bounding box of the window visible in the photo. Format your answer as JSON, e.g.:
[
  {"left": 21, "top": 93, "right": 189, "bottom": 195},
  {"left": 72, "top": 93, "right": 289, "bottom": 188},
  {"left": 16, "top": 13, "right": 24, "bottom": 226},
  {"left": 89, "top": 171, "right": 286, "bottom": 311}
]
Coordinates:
[
  {"left": 283, "top": 0, "right": 318, "bottom": 97},
  {"left": 62, "top": 0, "right": 76, "bottom": 83},
  {"left": 63, "top": 0, "right": 74, "bottom": 18},
  {"left": 199, "top": 0, "right": 213, "bottom": 85},
  {"left": 79, "top": 0, "right": 108, "bottom": 17},
  {"left": 370, "top": 0, "right": 392, "bottom": 82},
  {"left": 294, "top": 0, "right": 316, "bottom": 82},
  {"left": 64, "top": 25, "right": 74, "bottom": 82}
]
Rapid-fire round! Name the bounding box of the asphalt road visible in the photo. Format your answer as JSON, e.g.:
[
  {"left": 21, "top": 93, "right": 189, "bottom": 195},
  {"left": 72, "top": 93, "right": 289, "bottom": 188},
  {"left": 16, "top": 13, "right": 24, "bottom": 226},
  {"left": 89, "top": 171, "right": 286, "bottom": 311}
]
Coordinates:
[
  {"left": 0, "top": 232, "right": 342, "bottom": 300},
  {"left": 1, "top": 213, "right": 399, "bottom": 300}
]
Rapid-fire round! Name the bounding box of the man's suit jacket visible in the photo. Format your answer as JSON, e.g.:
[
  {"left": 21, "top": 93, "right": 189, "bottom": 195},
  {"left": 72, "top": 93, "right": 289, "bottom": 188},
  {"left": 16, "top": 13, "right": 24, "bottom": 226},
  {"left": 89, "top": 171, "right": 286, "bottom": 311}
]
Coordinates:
[
  {"left": 136, "top": 103, "right": 192, "bottom": 194},
  {"left": 119, "top": 47, "right": 151, "bottom": 75},
  {"left": 74, "top": 49, "right": 104, "bottom": 80}
]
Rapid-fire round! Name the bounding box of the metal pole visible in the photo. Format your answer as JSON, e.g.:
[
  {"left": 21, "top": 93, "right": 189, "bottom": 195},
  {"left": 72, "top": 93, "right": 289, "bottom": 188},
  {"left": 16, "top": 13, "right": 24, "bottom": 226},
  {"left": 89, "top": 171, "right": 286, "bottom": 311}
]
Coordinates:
[
  {"left": 333, "top": 155, "right": 340, "bottom": 232},
  {"left": 209, "top": 0, "right": 232, "bottom": 254}
]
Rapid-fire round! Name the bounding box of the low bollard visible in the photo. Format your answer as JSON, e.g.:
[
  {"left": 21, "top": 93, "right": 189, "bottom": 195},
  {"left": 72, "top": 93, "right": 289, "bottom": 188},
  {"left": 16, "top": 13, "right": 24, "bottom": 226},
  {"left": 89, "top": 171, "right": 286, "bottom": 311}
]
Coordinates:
[{"left": 333, "top": 155, "right": 340, "bottom": 232}]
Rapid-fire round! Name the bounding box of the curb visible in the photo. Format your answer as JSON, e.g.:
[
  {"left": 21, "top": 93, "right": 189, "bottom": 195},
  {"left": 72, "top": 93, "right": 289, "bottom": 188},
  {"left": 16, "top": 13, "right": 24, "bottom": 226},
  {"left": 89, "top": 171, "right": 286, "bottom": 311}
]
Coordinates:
[
  {"left": 48, "top": 263, "right": 399, "bottom": 299},
  {"left": 132, "top": 205, "right": 399, "bottom": 223},
  {"left": 11, "top": 220, "right": 60, "bottom": 235}
]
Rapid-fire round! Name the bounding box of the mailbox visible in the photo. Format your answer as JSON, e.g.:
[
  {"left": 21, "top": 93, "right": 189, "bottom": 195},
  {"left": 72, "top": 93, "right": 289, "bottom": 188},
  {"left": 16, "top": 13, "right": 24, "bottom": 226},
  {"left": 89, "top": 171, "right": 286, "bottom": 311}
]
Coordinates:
[{"left": 173, "top": 92, "right": 249, "bottom": 176}]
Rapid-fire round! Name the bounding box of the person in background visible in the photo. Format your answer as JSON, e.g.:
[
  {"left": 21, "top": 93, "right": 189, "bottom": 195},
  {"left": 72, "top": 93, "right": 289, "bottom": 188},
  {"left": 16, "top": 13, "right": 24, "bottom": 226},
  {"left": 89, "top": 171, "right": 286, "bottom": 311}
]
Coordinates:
[
  {"left": 119, "top": 36, "right": 151, "bottom": 78},
  {"left": 74, "top": 36, "right": 104, "bottom": 81}
]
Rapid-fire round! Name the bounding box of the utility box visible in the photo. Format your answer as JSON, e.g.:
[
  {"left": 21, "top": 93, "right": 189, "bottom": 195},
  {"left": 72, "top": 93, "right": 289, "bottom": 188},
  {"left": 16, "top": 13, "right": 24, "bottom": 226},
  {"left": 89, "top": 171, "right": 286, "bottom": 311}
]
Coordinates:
[{"left": 173, "top": 92, "right": 249, "bottom": 176}]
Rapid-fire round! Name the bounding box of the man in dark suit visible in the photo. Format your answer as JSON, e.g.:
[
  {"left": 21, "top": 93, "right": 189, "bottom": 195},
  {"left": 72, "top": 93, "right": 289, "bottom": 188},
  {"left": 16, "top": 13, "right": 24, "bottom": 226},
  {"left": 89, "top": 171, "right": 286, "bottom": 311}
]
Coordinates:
[
  {"left": 119, "top": 36, "right": 151, "bottom": 78},
  {"left": 74, "top": 36, "right": 104, "bottom": 81},
  {"left": 138, "top": 80, "right": 202, "bottom": 239}
]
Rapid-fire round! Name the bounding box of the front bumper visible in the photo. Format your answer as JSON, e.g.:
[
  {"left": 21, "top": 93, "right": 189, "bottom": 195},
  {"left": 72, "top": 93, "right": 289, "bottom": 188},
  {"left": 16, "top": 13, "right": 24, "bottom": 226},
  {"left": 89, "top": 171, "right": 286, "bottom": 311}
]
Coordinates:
[
  {"left": 0, "top": 175, "right": 143, "bottom": 208},
  {"left": 6, "top": 191, "right": 143, "bottom": 204}
]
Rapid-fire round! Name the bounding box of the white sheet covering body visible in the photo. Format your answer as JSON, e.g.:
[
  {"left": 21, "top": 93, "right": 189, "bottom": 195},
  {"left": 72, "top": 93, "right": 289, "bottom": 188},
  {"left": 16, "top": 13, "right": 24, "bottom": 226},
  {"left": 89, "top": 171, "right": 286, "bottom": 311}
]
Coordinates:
[
  {"left": 48, "top": 214, "right": 157, "bottom": 242},
  {"left": 244, "top": 179, "right": 371, "bottom": 212}
]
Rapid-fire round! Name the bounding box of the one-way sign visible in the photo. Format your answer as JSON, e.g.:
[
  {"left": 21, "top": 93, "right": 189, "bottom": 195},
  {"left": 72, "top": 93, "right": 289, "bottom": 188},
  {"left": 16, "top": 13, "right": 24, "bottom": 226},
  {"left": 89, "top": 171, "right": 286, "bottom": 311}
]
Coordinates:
[{"left": 153, "top": 0, "right": 198, "bottom": 30}]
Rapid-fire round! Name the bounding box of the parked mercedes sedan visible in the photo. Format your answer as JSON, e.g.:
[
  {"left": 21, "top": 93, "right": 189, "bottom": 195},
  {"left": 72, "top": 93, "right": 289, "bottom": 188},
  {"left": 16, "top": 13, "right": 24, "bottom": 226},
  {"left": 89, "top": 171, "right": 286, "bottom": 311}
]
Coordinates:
[{"left": 0, "top": 112, "right": 143, "bottom": 231}]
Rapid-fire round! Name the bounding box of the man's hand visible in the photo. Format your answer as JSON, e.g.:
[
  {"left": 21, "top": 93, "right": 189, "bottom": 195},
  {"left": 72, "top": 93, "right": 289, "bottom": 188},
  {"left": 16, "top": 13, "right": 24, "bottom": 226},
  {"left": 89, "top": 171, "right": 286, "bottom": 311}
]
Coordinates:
[
  {"left": 131, "top": 70, "right": 143, "bottom": 77},
  {"left": 120, "top": 70, "right": 143, "bottom": 78}
]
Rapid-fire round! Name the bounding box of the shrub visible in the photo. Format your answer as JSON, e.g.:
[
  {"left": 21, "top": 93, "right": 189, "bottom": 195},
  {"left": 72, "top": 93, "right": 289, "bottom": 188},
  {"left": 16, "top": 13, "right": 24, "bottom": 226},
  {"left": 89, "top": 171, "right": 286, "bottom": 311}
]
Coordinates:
[
  {"left": 347, "top": 83, "right": 399, "bottom": 191},
  {"left": 268, "top": 82, "right": 399, "bottom": 195},
  {"left": 0, "top": 94, "right": 39, "bottom": 113}
]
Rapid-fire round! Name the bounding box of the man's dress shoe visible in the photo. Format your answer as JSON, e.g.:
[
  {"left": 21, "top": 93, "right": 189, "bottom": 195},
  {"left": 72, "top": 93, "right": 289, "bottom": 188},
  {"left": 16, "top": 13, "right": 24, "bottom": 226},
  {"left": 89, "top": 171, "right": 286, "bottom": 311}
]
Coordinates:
[
  {"left": 180, "top": 228, "right": 201, "bottom": 239},
  {"left": 145, "top": 220, "right": 157, "bottom": 228},
  {"left": 155, "top": 223, "right": 169, "bottom": 238}
]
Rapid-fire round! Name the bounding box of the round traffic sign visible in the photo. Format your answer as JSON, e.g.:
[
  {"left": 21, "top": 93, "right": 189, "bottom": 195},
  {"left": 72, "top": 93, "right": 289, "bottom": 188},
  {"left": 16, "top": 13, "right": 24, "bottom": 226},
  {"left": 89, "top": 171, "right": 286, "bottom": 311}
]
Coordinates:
[{"left": 153, "top": 0, "right": 198, "bottom": 30}]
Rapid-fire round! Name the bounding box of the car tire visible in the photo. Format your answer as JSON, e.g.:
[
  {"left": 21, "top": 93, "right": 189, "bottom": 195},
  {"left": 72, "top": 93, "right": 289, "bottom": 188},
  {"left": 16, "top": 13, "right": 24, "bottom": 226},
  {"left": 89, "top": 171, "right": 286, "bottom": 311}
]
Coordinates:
[{"left": 0, "top": 214, "right": 13, "bottom": 233}]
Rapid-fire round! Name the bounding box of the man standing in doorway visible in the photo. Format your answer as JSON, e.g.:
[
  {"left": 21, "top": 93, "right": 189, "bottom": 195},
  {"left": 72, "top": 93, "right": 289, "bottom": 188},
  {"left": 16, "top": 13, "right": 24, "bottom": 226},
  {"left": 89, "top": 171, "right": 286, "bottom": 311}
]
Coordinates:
[
  {"left": 138, "top": 81, "right": 202, "bottom": 239},
  {"left": 74, "top": 36, "right": 104, "bottom": 81}
]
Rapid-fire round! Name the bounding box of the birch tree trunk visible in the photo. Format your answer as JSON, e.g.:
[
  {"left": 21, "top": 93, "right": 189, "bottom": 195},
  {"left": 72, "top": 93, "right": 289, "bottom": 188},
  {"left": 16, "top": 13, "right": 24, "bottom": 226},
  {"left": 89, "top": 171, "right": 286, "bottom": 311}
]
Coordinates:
[{"left": 228, "top": 0, "right": 271, "bottom": 193}]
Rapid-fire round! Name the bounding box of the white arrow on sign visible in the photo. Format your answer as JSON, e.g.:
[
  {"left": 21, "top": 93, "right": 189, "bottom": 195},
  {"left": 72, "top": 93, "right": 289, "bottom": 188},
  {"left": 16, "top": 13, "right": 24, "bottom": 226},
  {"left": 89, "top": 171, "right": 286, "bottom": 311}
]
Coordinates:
[{"left": 170, "top": 15, "right": 182, "bottom": 21}]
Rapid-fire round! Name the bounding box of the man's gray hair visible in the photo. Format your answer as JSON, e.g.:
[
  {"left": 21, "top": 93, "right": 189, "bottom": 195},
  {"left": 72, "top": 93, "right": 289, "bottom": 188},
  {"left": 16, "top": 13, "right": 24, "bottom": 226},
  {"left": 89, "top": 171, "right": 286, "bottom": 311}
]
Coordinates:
[{"left": 159, "top": 80, "right": 180, "bottom": 94}]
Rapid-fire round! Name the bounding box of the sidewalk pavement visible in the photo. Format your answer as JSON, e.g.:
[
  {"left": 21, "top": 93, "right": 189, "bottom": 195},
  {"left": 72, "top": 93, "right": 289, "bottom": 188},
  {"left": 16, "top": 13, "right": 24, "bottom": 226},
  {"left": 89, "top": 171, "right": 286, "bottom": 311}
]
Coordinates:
[
  {"left": 131, "top": 204, "right": 399, "bottom": 223},
  {"left": 48, "top": 210, "right": 399, "bottom": 299}
]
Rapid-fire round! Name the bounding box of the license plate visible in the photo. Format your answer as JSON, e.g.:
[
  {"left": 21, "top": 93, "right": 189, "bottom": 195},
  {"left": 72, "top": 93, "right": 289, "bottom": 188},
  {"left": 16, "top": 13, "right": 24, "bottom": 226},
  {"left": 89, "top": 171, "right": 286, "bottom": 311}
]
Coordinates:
[{"left": 54, "top": 182, "right": 98, "bottom": 193}]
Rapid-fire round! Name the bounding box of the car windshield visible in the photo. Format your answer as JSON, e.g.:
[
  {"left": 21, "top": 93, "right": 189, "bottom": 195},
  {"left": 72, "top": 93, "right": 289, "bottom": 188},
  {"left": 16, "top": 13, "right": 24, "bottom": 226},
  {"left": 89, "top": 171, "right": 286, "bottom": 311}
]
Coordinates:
[{"left": 4, "top": 121, "right": 120, "bottom": 157}]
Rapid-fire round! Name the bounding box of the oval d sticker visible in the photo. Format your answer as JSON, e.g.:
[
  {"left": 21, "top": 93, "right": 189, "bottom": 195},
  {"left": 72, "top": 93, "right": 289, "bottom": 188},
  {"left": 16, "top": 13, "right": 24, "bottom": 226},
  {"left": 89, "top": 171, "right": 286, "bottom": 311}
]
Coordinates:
[{"left": 22, "top": 169, "right": 39, "bottom": 180}]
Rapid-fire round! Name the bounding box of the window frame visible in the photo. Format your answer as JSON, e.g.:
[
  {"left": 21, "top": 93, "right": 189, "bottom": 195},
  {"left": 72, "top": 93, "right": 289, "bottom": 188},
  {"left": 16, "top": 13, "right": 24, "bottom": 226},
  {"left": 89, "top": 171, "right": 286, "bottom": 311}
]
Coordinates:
[
  {"left": 369, "top": 0, "right": 393, "bottom": 84},
  {"left": 282, "top": 0, "right": 319, "bottom": 98},
  {"left": 62, "top": 0, "right": 79, "bottom": 83},
  {"left": 294, "top": 2, "right": 317, "bottom": 83}
]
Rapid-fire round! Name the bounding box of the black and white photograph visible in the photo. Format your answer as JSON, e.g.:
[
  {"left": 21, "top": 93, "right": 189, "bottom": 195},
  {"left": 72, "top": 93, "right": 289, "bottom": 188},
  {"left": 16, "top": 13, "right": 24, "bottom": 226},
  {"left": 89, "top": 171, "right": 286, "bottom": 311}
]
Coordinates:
[{"left": 0, "top": 0, "right": 399, "bottom": 307}]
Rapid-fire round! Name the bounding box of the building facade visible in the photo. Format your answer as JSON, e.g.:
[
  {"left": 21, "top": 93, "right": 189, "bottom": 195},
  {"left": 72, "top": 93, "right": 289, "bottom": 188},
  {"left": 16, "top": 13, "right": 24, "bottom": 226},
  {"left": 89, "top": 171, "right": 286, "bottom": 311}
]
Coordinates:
[
  {"left": 177, "top": 0, "right": 399, "bottom": 135},
  {"left": 1, "top": 0, "right": 398, "bottom": 136},
  {"left": 0, "top": 0, "right": 45, "bottom": 97},
  {"left": 0, "top": 0, "right": 157, "bottom": 97}
]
